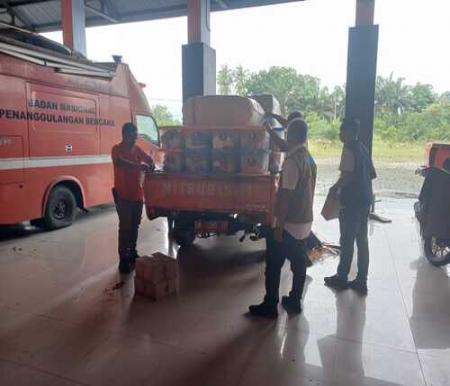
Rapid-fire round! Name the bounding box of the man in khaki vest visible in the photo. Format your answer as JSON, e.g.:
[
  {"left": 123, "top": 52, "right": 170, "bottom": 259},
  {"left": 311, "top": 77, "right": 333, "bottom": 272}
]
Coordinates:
[{"left": 249, "top": 119, "right": 317, "bottom": 318}]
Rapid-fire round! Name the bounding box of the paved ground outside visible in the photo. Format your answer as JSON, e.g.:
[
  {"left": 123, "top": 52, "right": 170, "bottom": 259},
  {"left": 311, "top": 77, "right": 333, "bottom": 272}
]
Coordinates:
[
  {"left": 316, "top": 159, "right": 423, "bottom": 199},
  {"left": 0, "top": 197, "right": 449, "bottom": 386}
]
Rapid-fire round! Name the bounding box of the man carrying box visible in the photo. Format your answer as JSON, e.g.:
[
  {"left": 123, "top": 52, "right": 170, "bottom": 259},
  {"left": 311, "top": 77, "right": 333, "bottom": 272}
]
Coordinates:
[
  {"left": 111, "top": 122, "right": 154, "bottom": 274},
  {"left": 249, "top": 118, "right": 317, "bottom": 318}
]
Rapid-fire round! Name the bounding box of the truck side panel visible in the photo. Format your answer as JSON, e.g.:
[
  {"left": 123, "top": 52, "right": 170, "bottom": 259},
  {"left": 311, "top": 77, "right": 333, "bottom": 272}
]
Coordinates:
[
  {"left": 144, "top": 174, "right": 278, "bottom": 225},
  {"left": 0, "top": 74, "right": 28, "bottom": 223}
]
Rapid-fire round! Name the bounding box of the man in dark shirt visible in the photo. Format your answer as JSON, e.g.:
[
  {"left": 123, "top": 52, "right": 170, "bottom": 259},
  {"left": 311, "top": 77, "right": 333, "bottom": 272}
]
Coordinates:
[{"left": 324, "top": 118, "right": 376, "bottom": 295}]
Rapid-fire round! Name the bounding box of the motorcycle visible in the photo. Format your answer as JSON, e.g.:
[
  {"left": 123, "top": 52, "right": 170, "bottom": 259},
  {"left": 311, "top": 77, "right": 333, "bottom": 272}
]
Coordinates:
[{"left": 414, "top": 167, "right": 450, "bottom": 266}]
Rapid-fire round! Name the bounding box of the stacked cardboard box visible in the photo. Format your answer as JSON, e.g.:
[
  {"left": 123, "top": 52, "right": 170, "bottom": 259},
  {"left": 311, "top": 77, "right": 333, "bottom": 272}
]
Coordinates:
[{"left": 134, "top": 253, "right": 178, "bottom": 300}]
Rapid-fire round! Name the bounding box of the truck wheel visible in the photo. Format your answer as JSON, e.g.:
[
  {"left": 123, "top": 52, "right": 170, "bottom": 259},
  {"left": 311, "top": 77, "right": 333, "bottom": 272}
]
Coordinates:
[
  {"left": 43, "top": 186, "right": 77, "bottom": 230},
  {"left": 174, "top": 230, "right": 195, "bottom": 247},
  {"left": 173, "top": 218, "right": 195, "bottom": 247},
  {"left": 424, "top": 236, "right": 450, "bottom": 266}
]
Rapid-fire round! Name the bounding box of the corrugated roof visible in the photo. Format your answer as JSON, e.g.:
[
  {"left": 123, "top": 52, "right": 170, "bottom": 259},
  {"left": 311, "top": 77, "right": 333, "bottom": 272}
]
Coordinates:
[{"left": 0, "top": 0, "right": 304, "bottom": 32}]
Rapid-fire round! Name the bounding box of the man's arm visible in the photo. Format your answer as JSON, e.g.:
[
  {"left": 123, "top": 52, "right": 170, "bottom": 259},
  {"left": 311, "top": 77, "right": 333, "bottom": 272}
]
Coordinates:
[
  {"left": 274, "top": 158, "right": 299, "bottom": 241},
  {"left": 111, "top": 147, "right": 151, "bottom": 171},
  {"left": 136, "top": 147, "right": 155, "bottom": 172},
  {"left": 331, "top": 146, "right": 355, "bottom": 191},
  {"left": 264, "top": 121, "right": 288, "bottom": 152},
  {"left": 114, "top": 157, "right": 147, "bottom": 171},
  {"left": 266, "top": 112, "right": 288, "bottom": 127}
]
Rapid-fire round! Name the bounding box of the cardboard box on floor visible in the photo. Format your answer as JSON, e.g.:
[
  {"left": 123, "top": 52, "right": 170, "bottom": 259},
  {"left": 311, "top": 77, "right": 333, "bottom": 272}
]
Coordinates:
[{"left": 134, "top": 254, "right": 178, "bottom": 300}]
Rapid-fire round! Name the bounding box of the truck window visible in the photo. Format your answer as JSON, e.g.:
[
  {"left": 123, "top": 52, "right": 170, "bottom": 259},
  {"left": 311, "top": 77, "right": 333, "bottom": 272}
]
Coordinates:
[{"left": 136, "top": 115, "right": 159, "bottom": 145}]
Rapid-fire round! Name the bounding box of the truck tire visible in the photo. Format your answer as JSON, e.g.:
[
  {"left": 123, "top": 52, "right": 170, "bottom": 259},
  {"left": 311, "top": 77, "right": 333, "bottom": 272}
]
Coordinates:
[
  {"left": 173, "top": 217, "right": 195, "bottom": 247},
  {"left": 43, "top": 186, "right": 77, "bottom": 230},
  {"left": 424, "top": 236, "right": 450, "bottom": 266}
]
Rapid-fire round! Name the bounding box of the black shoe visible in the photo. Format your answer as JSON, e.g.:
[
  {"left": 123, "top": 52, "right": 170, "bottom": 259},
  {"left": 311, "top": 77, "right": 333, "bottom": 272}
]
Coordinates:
[
  {"left": 249, "top": 302, "right": 278, "bottom": 319},
  {"left": 349, "top": 279, "right": 368, "bottom": 295},
  {"left": 281, "top": 296, "right": 302, "bottom": 314},
  {"left": 324, "top": 275, "right": 349, "bottom": 290},
  {"left": 118, "top": 259, "right": 134, "bottom": 274}
]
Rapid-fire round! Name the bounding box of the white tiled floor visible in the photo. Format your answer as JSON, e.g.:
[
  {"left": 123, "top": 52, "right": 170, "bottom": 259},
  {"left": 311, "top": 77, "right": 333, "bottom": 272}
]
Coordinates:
[{"left": 0, "top": 198, "right": 449, "bottom": 386}]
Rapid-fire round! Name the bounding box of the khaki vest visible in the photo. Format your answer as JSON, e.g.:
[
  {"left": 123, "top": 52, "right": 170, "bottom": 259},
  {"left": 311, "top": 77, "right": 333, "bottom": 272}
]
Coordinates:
[{"left": 276, "top": 147, "right": 317, "bottom": 224}]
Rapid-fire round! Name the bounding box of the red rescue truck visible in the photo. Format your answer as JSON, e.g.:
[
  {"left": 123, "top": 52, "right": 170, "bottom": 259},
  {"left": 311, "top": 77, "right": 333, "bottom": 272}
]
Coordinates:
[{"left": 0, "top": 28, "right": 160, "bottom": 229}]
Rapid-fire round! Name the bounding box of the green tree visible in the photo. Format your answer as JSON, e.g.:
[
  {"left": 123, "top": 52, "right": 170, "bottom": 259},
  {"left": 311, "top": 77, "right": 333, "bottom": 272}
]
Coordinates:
[
  {"left": 375, "top": 73, "right": 412, "bottom": 116},
  {"left": 151, "top": 104, "right": 180, "bottom": 126},
  {"left": 408, "top": 83, "right": 436, "bottom": 112},
  {"left": 217, "top": 65, "right": 234, "bottom": 95},
  {"left": 233, "top": 65, "right": 250, "bottom": 96}
]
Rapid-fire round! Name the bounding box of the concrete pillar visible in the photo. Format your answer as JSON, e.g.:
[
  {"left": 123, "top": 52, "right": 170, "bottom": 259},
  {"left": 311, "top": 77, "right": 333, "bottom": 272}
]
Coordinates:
[
  {"left": 61, "top": 0, "right": 87, "bottom": 56},
  {"left": 345, "top": 0, "right": 378, "bottom": 154},
  {"left": 182, "top": 0, "right": 216, "bottom": 102}
]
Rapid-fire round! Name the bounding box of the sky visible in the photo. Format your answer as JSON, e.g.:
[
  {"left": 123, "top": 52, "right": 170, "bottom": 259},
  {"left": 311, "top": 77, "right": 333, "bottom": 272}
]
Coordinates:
[{"left": 44, "top": 0, "right": 450, "bottom": 117}]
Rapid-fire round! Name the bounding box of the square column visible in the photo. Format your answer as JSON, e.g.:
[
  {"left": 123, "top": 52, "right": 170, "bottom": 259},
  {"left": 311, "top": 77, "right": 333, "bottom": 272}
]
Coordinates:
[
  {"left": 182, "top": 0, "right": 216, "bottom": 102},
  {"left": 61, "top": 0, "right": 87, "bottom": 56},
  {"left": 345, "top": 0, "right": 378, "bottom": 154}
]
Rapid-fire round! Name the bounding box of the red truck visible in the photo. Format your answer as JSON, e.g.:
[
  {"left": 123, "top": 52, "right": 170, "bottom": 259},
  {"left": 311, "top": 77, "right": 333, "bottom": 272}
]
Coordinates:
[
  {"left": 0, "top": 27, "right": 160, "bottom": 229},
  {"left": 144, "top": 96, "right": 281, "bottom": 247}
]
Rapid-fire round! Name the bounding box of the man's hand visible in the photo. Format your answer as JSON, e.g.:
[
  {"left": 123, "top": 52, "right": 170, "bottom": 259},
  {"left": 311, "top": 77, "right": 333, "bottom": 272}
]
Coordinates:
[
  {"left": 141, "top": 163, "right": 154, "bottom": 173},
  {"left": 274, "top": 225, "right": 284, "bottom": 242}
]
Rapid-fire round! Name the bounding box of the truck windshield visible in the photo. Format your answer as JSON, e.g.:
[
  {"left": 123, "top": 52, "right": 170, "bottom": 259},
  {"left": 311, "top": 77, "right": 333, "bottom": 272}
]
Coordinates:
[{"left": 136, "top": 115, "right": 159, "bottom": 145}]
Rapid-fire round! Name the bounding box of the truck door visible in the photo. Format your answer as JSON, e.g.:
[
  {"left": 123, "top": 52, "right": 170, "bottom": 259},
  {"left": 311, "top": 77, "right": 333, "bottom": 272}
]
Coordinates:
[{"left": 135, "top": 114, "right": 161, "bottom": 164}]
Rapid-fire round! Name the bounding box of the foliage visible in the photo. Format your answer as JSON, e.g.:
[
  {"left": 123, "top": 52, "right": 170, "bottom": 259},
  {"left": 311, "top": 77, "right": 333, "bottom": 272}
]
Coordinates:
[
  {"left": 151, "top": 104, "right": 181, "bottom": 126},
  {"left": 217, "top": 65, "right": 234, "bottom": 95},
  {"left": 216, "top": 65, "right": 449, "bottom": 143}
]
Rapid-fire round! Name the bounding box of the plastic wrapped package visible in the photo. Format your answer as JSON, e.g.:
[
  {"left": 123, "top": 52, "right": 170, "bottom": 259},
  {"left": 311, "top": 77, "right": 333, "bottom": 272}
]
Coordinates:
[
  {"left": 250, "top": 94, "right": 282, "bottom": 127},
  {"left": 269, "top": 151, "right": 285, "bottom": 174},
  {"left": 212, "top": 130, "right": 240, "bottom": 150},
  {"left": 160, "top": 128, "right": 184, "bottom": 149},
  {"left": 240, "top": 150, "right": 270, "bottom": 175},
  {"left": 240, "top": 130, "right": 270, "bottom": 151},
  {"left": 185, "top": 148, "right": 211, "bottom": 174},
  {"left": 162, "top": 150, "right": 184, "bottom": 173},
  {"left": 250, "top": 94, "right": 281, "bottom": 115},
  {"left": 183, "top": 95, "right": 265, "bottom": 128},
  {"left": 185, "top": 131, "right": 211, "bottom": 149},
  {"left": 212, "top": 150, "right": 239, "bottom": 174}
]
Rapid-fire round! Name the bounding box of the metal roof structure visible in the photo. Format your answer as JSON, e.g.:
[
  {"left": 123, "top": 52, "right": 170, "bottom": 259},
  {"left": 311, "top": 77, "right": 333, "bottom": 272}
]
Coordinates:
[{"left": 0, "top": 1, "right": 303, "bottom": 32}]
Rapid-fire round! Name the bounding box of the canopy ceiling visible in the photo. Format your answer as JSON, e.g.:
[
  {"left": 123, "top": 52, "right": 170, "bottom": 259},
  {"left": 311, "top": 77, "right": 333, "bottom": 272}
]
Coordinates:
[{"left": 0, "top": 0, "right": 304, "bottom": 32}]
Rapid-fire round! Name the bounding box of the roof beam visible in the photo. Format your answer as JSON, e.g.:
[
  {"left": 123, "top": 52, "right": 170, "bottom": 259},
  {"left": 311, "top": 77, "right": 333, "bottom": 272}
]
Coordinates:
[
  {"left": 3, "top": 0, "right": 53, "bottom": 6},
  {"left": 215, "top": 0, "right": 229, "bottom": 9},
  {"left": 84, "top": 3, "right": 118, "bottom": 23},
  {"left": 101, "top": 0, "right": 119, "bottom": 19},
  {"left": 1, "top": 0, "right": 34, "bottom": 29}
]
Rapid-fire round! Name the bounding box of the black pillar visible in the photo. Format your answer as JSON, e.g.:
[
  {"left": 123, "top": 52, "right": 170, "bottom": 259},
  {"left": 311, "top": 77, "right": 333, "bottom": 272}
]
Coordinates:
[
  {"left": 345, "top": 25, "right": 379, "bottom": 154},
  {"left": 182, "top": 42, "right": 216, "bottom": 102},
  {"left": 182, "top": 0, "right": 216, "bottom": 102}
]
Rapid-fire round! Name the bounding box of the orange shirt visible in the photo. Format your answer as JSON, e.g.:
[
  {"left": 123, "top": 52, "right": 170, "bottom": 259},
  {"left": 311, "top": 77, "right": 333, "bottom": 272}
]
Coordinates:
[{"left": 111, "top": 142, "right": 152, "bottom": 202}]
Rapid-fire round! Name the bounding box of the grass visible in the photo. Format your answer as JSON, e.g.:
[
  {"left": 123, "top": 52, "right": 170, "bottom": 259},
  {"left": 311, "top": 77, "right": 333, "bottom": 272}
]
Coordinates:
[{"left": 309, "top": 139, "right": 425, "bottom": 163}]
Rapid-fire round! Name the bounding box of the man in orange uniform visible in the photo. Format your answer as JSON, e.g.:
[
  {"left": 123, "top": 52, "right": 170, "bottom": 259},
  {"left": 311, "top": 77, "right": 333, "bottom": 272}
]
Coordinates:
[{"left": 111, "top": 122, "right": 154, "bottom": 274}]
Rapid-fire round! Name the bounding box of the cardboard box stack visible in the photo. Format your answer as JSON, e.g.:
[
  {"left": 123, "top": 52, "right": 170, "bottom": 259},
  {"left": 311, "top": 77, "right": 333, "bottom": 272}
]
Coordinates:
[
  {"left": 160, "top": 95, "right": 284, "bottom": 176},
  {"left": 134, "top": 253, "right": 178, "bottom": 300}
]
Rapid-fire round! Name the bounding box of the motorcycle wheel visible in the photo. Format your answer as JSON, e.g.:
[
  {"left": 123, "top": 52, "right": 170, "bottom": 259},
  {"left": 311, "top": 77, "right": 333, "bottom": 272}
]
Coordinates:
[{"left": 424, "top": 236, "right": 450, "bottom": 266}]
